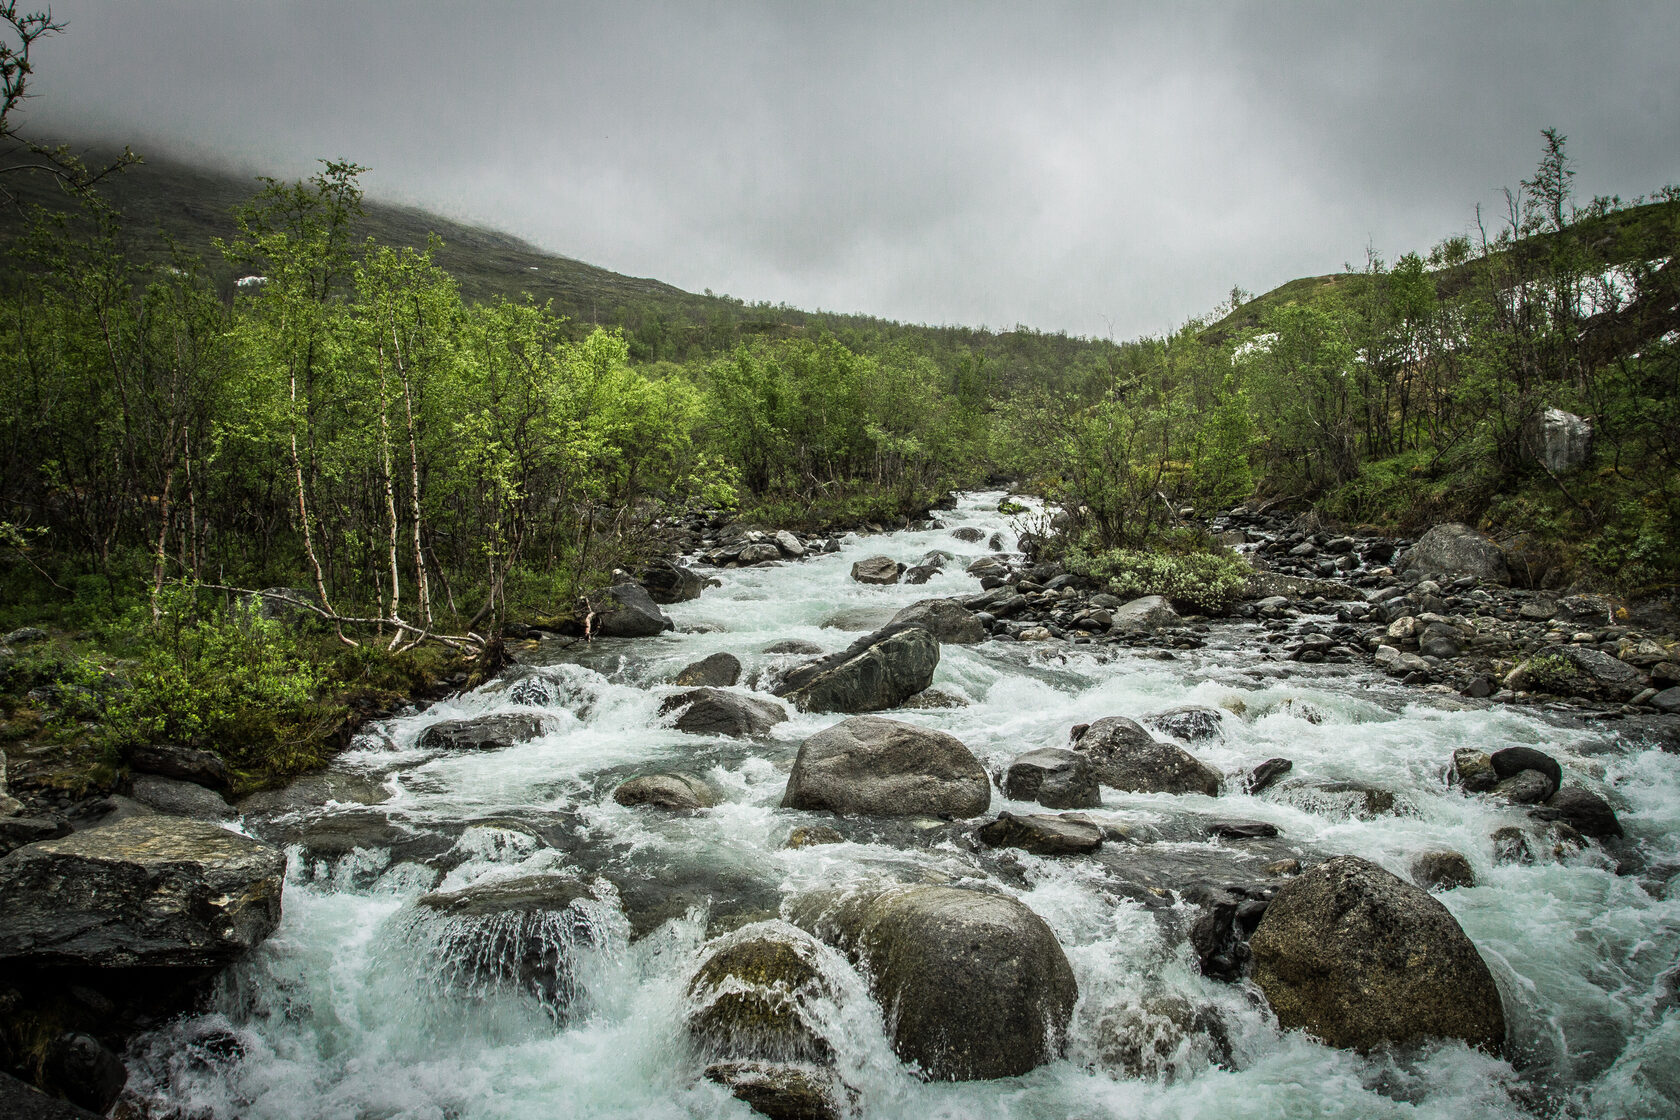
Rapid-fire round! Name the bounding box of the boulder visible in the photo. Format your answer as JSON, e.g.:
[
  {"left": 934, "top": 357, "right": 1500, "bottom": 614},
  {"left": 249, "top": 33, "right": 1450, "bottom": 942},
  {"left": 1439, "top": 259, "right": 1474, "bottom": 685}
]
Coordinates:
[
  {"left": 886, "top": 599, "right": 985, "bottom": 644},
  {"left": 1490, "top": 746, "right": 1562, "bottom": 790},
  {"left": 899, "top": 688, "right": 967, "bottom": 710},
  {"left": 128, "top": 775, "right": 232, "bottom": 820},
  {"left": 1402, "top": 523, "right": 1509, "bottom": 585},
  {"left": 975, "top": 812, "right": 1102, "bottom": 856},
  {"left": 703, "top": 1062, "right": 845, "bottom": 1120},
  {"left": 1531, "top": 786, "right": 1623, "bottom": 839},
  {"left": 781, "top": 716, "right": 989, "bottom": 818},
  {"left": 1110, "top": 595, "right": 1179, "bottom": 631},
  {"left": 775, "top": 530, "right": 807, "bottom": 558},
  {"left": 641, "top": 560, "right": 704, "bottom": 604},
  {"left": 39, "top": 1032, "right": 127, "bottom": 1116},
  {"left": 1410, "top": 850, "right": 1475, "bottom": 891},
  {"left": 950, "top": 527, "right": 985, "bottom": 543},
  {"left": 764, "top": 639, "right": 824, "bottom": 656},
  {"left": 418, "top": 713, "right": 546, "bottom": 751},
  {"left": 1532, "top": 408, "right": 1592, "bottom": 473},
  {"left": 1244, "top": 758, "right": 1293, "bottom": 795},
  {"left": 1651, "top": 686, "right": 1680, "bottom": 714},
  {"left": 850, "top": 556, "right": 903, "bottom": 585},
  {"left": 687, "top": 924, "right": 834, "bottom": 1062},
  {"left": 790, "top": 884, "right": 1077, "bottom": 1080},
  {"left": 660, "top": 688, "right": 787, "bottom": 737},
  {"left": 613, "top": 773, "right": 718, "bottom": 811},
  {"left": 593, "top": 582, "right": 674, "bottom": 637},
  {"left": 674, "top": 651, "right": 744, "bottom": 687},
  {"left": 740, "top": 542, "right": 784, "bottom": 565},
  {"left": 1249, "top": 855, "right": 1506, "bottom": 1052},
  {"left": 1141, "top": 705, "right": 1224, "bottom": 742},
  {"left": 902, "top": 564, "right": 941, "bottom": 585},
  {"left": 1494, "top": 770, "right": 1556, "bottom": 805},
  {"left": 0, "top": 816, "right": 285, "bottom": 968},
  {"left": 1070, "top": 717, "right": 1222, "bottom": 797},
  {"left": 0, "top": 1070, "right": 111, "bottom": 1120},
  {"left": 0, "top": 815, "right": 72, "bottom": 857},
  {"left": 1002, "top": 748, "right": 1101, "bottom": 809},
  {"left": 120, "top": 742, "right": 234, "bottom": 793},
  {"left": 1558, "top": 647, "right": 1648, "bottom": 700},
  {"left": 784, "top": 826, "right": 845, "bottom": 849},
  {"left": 776, "top": 625, "right": 939, "bottom": 714},
  {"left": 1452, "top": 748, "right": 1499, "bottom": 794}
]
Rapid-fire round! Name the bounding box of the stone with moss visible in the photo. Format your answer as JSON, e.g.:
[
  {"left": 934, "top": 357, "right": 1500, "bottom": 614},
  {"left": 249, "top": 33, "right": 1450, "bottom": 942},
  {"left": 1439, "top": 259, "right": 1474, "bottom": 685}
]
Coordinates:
[{"left": 687, "top": 924, "right": 836, "bottom": 1062}]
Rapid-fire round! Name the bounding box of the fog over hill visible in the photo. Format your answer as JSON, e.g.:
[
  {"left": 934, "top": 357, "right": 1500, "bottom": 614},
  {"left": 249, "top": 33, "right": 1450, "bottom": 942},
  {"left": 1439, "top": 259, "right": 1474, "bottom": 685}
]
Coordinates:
[{"left": 21, "top": 1, "right": 1680, "bottom": 337}]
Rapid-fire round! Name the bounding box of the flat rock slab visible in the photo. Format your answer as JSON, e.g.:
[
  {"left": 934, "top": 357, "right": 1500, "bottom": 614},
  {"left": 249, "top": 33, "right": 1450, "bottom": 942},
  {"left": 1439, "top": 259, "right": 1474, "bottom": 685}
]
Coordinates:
[
  {"left": 418, "top": 713, "right": 547, "bottom": 751},
  {"left": 976, "top": 812, "right": 1103, "bottom": 855},
  {"left": 0, "top": 816, "right": 285, "bottom": 968},
  {"left": 660, "top": 688, "right": 787, "bottom": 737}
]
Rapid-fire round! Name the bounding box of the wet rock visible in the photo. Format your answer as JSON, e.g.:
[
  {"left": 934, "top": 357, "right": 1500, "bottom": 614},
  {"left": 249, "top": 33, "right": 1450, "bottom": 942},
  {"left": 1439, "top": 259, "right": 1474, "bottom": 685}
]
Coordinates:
[
  {"left": 775, "top": 530, "right": 807, "bottom": 558},
  {"left": 777, "top": 625, "right": 939, "bottom": 714},
  {"left": 1452, "top": 749, "right": 1499, "bottom": 794},
  {"left": 1410, "top": 850, "right": 1475, "bottom": 891},
  {"left": 1095, "top": 994, "right": 1231, "bottom": 1081},
  {"left": 128, "top": 775, "right": 232, "bottom": 820},
  {"left": 660, "top": 688, "right": 787, "bottom": 737},
  {"left": 0, "top": 816, "right": 285, "bottom": 968},
  {"left": 674, "top": 652, "right": 743, "bottom": 687},
  {"left": 1110, "top": 595, "right": 1179, "bottom": 631},
  {"left": 418, "top": 713, "right": 547, "bottom": 752},
  {"left": 1142, "top": 705, "right": 1225, "bottom": 742},
  {"left": 765, "top": 639, "right": 824, "bottom": 656},
  {"left": 1071, "top": 716, "right": 1222, "bottom": 797},
  {"left": 1002, "top": 748, "right": 1101, "bottom": 809},
  {"left": 950, "top": 527, "right": 985, "bottom": 543},
  {"left": 40, "top": 1031, "right": 127, "bottom": 1115},
  {"left": 1207, "top": 820, "right": 1281, "bottom": 840},
  {"left": 1650, "top": 686, "right": 1680, "bottom": 714},
  {"left": 740, "top": 542, "right": 784, "bottom": 565},
  {"left": 784, "top": 826, "right": 844, "bottom": 849},
  {"left": 789, "top": 884, "right": 1077, "bottom": 1080},
  {"left": 1270, "top": 780, "right": 1396, "bottom": 819},
  {"left": 1531, "top": 786, "right": 1623, "bottom": 839},
  {"left": 409, "top": 873, "right": 615, "bottom": 1017},
  {"left": 0, "top": 1070, "right": 108, "bottom": 1120},
  {"left": 850, "top": 556, "right": 903, "bottom": 585},
  {"left": 1491, "top": 826, "right": 1534, "bottom": 865},
  {"left": 271, "top": 809, "right": 451, "bottom": 866},
  {"left": 1490, "top": 746, "right": 1563, "bottom": 790},
  {"left": 704, "top": 1061, "right": 846, "bottom": 1120},
  {"left": 1401, "top": 523, "right": 1510, "bottom": 585},
  {"left": 1249, "top": 855, "right": 1506, "bottom": 1052},
  {"left": 1533, "top": 408, "right": 1592, "bottom": 473},
  {"left": 120, "top": 742, "right": 234, "bottom": 794},
  {"left": 1493, "top": 769, "right": 1556, "bottom": 805},
  {"left": 1244, "top": 758, "right": 1293, "bottom": 795},
  {"left": 781, "top": 716, "right": 989, "bottom": 818},
  {"left": 614, "top": 773, "right": 718, "bottom": 811},
  {"left": 641, "top": 560, "right": 704, "bottom": 604},
  {"left": 0, "top": 815, "right": 73, "bottom": 856},
  {"left": 687, "top": 924, "right": 835, "bottom": 1062},
  {"left": 593, "top": 582, "right": 674, "bottom": 637},
  {"left": 899, "top": 687, "right": 967, "bottom": 710},
  {"left": 975, "top": 811, "right": 1103, "bottom": 855},
  {"left": 886, "top": 598, "right": 985, "bottom": 644},
  {"left": 902, "top": 565, "right": 941, "bottom": 585}
]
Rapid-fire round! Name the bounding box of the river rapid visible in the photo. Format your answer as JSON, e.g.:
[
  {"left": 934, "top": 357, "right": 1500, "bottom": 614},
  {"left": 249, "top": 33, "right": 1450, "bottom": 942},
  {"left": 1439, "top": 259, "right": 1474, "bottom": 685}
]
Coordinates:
[{"left": 126, "top": 492, "right": 1680, "bottom": 1120}]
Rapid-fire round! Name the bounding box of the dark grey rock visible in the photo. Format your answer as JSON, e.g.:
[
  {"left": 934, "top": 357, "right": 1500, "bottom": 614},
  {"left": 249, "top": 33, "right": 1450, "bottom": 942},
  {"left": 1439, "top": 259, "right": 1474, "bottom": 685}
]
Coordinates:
[
  {"left": 1071, "top": 716, "right": 1222, "bottom": 797},
  {"left": 0, "top": 1070, "right": 108, "bottom": 1120},
  {"left": 703, "top": 1061, "right": 845, "bottom": 1120},
  {"left": 418, "top": 713, "right": 547, "bottom": 751},
  {"left": 41, "top": 1032, "right": 127, "bottom": 1115},
  {"left": 660, "top": 688, "right": 787, "bottom": 737},
  {"left": 1002, "top": 748, "right": 1101, "bottom": 809},
  {"left": 1142, "top": 705, "right": 1225, "bottom": 742},
  {"left": 674, "top": 652, "right": 743, "bottom": 687},
  {"left": 641, "top": 560, "right": 704, "bottom": 604},
  {"left": 1245, "top": 758, "right": 1293, "bottom": 795},
  {"left": 593, "top": 582, "right": 674, "bottom": 637},
  {"left": 1490, "top": 746, "right": 1563, "bottom": 790},
  {"left": 129, "top": 775, "right": 232, "bottom": 820},
  {"left": 120, "top": 742, "right": 234, "bottom": 793},
  {"left": 0, "top": 816, "right": 285, "bottom": 968},
  {"left": 1249, "top": 855, "right": 1506, "bottom": 1052},
  {"left": 613, "top": 773, "right": 718, "bottom": 811},
  {"left": 1401, "top": 523, "right": 1509, "bottom": 585},
  {"left": 850, "top": 556, "right": 903, "bottom": 585},
  {"left": 781, "top": 716, "right": 989, "bottom": 818},
  {"left": 790, "top": 884, "right": 1077, "bottom": 1080},
  {"left": 764, "top": 639, "right": 824, "bottom": 656},
  {"left": 886, "top": 599, "right": 985, "bottom": 644},
  {"left": 1532, "top": 786, "right": 1623, "bottom": 839},
  {"left": 1453, "top": 749, "right": 1499, "bottom": 793},
  {"left": 1410, "top": 850, "right": 1475, "bottom": 891},
  {"left": 976, "top": 811, "right": 1103, "bottom": 855},
  {"left": 1493, "top": 769, "right": 1556, "bottom": 805},
  {"left": 777, "top": 625, "right": 939, "bottom": 714}
]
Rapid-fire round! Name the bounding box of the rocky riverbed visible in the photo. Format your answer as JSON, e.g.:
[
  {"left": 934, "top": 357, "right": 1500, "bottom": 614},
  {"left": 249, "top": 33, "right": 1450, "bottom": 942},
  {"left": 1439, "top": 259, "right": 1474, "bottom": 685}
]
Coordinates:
[{"left": 2, "top": 491, "right": 1678, "bottom": 1118}]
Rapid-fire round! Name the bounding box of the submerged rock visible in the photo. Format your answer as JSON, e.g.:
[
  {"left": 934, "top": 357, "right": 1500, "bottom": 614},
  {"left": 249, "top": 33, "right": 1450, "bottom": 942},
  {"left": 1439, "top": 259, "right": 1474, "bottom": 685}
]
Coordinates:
[
  {"left": 673, "top": 651, "right": 743, "bottom": 687},
  {"left": 660, "top": 688, "right": 787, "bottom": 737},
  {"left": 0, "top": 816, "right": 285, "bottom": 968},
  {"left": 1142, "top": 705, "right": 1225, "bottom": 742},
  {"left": 1249, "top": 855, "right": 1506, "bottom": 1052},
  {"left": 614, "top": 773, "right": 718, "bottom": 811},
  {"left": 1071, "top": 716, "right": 1222, "bottom": 797},
  {"left": 777, "top": 625, "right": 939, "bottom": 714},
  {"left": 418, "top": 713, "right": 547, "bottom": 752},
  {"left": 704, "top": 1061, "right": 846, "bottom": 1120},
  {"left": 1410, "top": 849, "right": 1475, "bottom": 891},
  {"left": 886, "top": 599, "right": 985, "bottom": 644},
  {"left": 687, "top": 923, "right": 836, "bottom": 1062},
  {"left": 790, "top": 884, "right": 1077, "bottom": 1080},
  {"left": 781, "top": 716, "right": 989, "bottom": 818},
  {"left": 1002, "top": 748, "right": 1101, "bottom": 809}
]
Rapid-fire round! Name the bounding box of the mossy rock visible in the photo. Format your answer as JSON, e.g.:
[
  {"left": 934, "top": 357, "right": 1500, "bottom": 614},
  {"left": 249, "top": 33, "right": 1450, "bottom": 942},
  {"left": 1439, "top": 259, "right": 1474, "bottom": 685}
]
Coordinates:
[{"left": 687, "top": 924, "right": 836, "bottom": 1062}]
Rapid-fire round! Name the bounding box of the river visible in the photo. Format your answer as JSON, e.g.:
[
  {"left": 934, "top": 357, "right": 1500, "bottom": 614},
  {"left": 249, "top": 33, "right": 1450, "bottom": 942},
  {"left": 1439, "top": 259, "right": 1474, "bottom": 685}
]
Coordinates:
[{"left": 124, "top": 491, "right": 1680, "bottom": 1119}]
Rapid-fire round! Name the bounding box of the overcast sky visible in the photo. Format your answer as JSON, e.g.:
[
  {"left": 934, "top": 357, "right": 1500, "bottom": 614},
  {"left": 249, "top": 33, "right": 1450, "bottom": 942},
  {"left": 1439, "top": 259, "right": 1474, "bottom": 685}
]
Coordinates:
[{"left": 20, "top": 1, "right": 1680, "bottom": 338}]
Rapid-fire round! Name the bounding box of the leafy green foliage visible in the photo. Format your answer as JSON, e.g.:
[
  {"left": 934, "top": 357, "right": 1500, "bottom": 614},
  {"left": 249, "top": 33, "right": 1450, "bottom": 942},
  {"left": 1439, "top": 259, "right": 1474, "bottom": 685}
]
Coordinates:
[{"left": 1063, "top": 542, "right": 1251, "bottom": 613}]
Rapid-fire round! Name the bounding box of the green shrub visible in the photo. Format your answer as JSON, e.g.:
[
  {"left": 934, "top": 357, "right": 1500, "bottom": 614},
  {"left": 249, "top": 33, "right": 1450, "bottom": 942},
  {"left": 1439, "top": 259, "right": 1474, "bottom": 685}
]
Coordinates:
[
  {"left": 1064, "top": 543, "right": 1250, "bottom": 612},
  {"left": 1521, "top": 652, "right": 1580, "bottom": 693}
]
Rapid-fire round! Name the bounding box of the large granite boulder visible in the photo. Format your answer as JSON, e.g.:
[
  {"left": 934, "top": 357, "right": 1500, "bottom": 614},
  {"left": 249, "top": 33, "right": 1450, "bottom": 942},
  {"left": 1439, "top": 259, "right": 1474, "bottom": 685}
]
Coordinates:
[
  {"left": 613, "top": 773, "right": 718, "bottom": 811},
  {"left": 418, "top": 713, "right": 547, "bottom": 751},
  {"left": 850, "top": 556, "right": 903, "bottom": 585},
  {"left": 592, "top": 583, "right": 674, "bottom": 637},
  {"left": 640, "top": 560, "right": 704, "bottom": 604},
  {"left": 886, "top": 599, "right": 985, "bottom": 644},
  {"left": 781, "top": 716, "right": 989, "bottom": 818},
  {"left": 790, "top": 884, "right": 1077, "bottom": 1080},
  {"left": 1402, "top": 523, "right": 1510, "bottom": 585},
  {"left": 1110, "top": 595, "right": 1179, "bottom": 631},
  {"left": 120, "top": 742, "right": 234, "bottom": 794},
  {"left": 1002, "top": 747, "right": 1101, "bottom": 809},
  {"left": 660, "top": 688, "right": 787, "bottom": 737},
  {"left": 687, "top": 923, "right": 835, "bottom": 1063},
  {"left": 0, "top": 816, "right": 285, "bottom": 968},
  {"left": 673, "top": 651, "right": 743, "bottom": 687},
  {"left": 1070, "top": 717, "right": 1222, "bottom": 797},
  {"left": 1249, "top": 855, "right": 1506, "bottom": 1052},
  {"left": 776, "top": 625, "right": 939, "bottom": 714}
]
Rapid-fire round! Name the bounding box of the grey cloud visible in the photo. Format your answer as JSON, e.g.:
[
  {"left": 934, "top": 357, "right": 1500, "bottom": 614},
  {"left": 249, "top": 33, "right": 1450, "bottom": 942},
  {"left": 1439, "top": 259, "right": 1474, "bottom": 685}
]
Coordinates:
[{"left": 24, "top": 1, "right": 1680, "bottom": 337}]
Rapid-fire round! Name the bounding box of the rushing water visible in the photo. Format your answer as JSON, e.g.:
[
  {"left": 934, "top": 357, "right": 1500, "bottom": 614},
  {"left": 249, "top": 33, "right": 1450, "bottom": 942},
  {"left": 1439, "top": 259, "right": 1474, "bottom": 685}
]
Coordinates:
[{"left": 126, "top": 492, "right": 1680, "bottom": 1120}]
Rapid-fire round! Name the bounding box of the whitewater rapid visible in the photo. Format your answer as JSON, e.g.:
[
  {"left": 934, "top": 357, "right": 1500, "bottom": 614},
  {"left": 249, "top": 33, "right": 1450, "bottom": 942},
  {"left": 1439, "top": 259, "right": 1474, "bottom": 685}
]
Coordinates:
[{"left": 125, "top": 492, "right": 1680, "bottom": 1119}]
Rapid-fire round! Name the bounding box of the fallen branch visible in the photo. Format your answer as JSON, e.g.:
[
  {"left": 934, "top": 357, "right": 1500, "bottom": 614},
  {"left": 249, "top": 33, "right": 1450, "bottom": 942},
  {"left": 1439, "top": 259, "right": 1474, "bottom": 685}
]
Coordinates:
[{"left": 179, "top": 582, "right": 484, "bottom": 651}]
